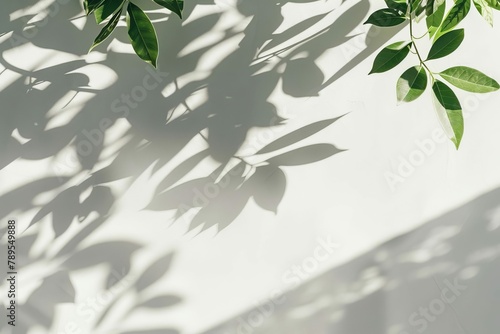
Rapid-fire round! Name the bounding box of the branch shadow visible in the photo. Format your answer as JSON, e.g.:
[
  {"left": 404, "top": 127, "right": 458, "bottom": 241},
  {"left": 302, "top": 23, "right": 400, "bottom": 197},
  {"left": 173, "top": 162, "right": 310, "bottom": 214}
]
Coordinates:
[
  {"left": 200, "top": 187, "right": 500, "bottom": 334},
  {"left": 0, "top": 0, "right": 404, "bottom": 332}
]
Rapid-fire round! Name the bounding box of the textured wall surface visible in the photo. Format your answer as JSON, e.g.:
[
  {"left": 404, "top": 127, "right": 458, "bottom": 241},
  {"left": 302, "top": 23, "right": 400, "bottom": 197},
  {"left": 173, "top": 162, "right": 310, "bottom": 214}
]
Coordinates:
[{"left": 1, "top": 0, "right": 500, "bottom": 333}]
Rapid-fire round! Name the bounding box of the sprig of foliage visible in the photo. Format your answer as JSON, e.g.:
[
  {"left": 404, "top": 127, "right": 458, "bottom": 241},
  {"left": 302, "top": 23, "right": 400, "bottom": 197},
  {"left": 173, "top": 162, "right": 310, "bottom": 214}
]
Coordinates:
[
  {"left": 366, "top": 0, "right": 500, "bottom": 148},
  {"left": 85, "top": 0, "right": 184, "bottom": 67}
]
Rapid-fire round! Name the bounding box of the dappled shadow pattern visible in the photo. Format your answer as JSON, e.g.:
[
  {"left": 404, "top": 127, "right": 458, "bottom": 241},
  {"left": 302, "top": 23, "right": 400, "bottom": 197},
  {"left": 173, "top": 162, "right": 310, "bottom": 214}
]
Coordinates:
[
  {"left": 0, "top": 0, "right": 405, "bottom": 332},
  {"left": 202, "top": 188, "right": 500, "bottom": 334},
  {"left": 0, "top": 0, "right": 404, "bottom": 235}
]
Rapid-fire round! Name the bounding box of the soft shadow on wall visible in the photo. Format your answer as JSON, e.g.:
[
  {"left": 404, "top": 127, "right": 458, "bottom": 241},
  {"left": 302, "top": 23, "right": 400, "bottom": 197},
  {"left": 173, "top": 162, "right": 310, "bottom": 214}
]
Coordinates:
[
  {"left": 0, "top": 0, "right": 405, "bottom": 235},
  {"left": 202, "top": 187, "right": 500, "bottom": 334},
  {"left": 0, "top": 0, "right": 403, "bottom": 333}
]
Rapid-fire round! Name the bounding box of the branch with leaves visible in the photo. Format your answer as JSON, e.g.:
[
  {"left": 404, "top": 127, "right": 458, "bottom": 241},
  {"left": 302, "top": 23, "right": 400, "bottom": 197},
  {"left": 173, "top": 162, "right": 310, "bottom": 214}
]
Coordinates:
[
  {"left": 366, "top": 0, "right": 500, "bottom": 148},
  {"left": 85, "top": 0, "right": 184, "bottom": 67},
  {"left": 83, "top": 0, "right": 500, "bottom": 148}
]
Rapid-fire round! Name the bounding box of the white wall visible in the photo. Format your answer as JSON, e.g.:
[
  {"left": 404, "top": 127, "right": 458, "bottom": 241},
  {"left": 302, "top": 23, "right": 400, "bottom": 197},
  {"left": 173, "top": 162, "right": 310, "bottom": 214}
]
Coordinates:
[{"left": 1, "top": 0, "right": 500, "bottom": 333}]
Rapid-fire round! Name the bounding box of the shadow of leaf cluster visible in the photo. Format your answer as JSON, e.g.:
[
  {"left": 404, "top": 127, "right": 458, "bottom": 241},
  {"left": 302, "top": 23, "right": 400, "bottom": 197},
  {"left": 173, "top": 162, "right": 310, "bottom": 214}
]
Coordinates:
[
  {"left": 0, "top": 0, "right": 404, "bottom": 332},
  {"left": 202, "top": 188, "right": 500, "bottom": 334}
]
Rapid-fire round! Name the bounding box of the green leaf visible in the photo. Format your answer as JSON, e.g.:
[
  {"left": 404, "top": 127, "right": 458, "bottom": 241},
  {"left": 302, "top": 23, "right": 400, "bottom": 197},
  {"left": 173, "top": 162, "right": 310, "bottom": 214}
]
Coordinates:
[
  {"left": 426, "top": 1, "right": 446, "bottom": 38},
  {"left": 410, "top": 0, "right": 423, "bottom": 12},
  {"left": 369, "top": 41, "right": 412, "bottom": 74},
  {"left": 84, "top": 0, "right": 106, "bottom": 15},
  {"left": 127, "top": 2, "right": 159, "bottom": 67},
  {"left": 364, "top": 8, "right": 406, "bottom": 27},
  {"left": 94, "top": 0, "right": 125, "bottom": 24},
  {"left": 412, "top": 0, "right": 426, "bottom": 19},
  {"left": 385, "top": 0, "right": 408, "bottom": 13},
  {"left": 439, "top": 0, "right": 471, "bottom": 33},
  {"left": 426, "top": 0, "right": 446, "bottom": 15},
  {"left": 486, "top": 0, "right": 500, "bottom": 10},
  {"left": 90, "top": 6, "right": 123, "bottom": 51},
  {"left": 153, "top": 0, "right": 184, "bottom": 19},
  {"left": 474, "top": 0, "right": 494, "bottom": 26},
  {"left": 439, "top": 66, "right": 500, "bottom": 92},
  {"left": 427, "top": 29, "right": 464, "bottom": 60},
  {"left": 432, "top": 80, "right": 464, "bottom": 149},
  {"left": 397, "top": 66, "right": 428, "bottom": 103}
]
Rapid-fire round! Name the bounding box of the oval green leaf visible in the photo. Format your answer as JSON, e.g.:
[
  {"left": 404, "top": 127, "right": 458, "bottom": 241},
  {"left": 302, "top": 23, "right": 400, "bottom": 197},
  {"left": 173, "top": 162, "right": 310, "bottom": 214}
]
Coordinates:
[
  {"left": 411, "top": 0, "right": 426, "bottom": 19},
  {"left": 84, "top": 0, "right": 106, "bottom": 15},
  {"left": 94, "top": 0, "right": 125, "bottom": 24},
  {"left": 432, "top": 80, "right": 464, "bottom": 149},
  {"left": 474, "top": 0, "right": 493, "bottom": 26},
  {"left": 426, "top": 1, "right": 446, "bottom": 38},
  {"left": 126, "top": 2, "right": 159, "bottom": 67},
  {"left": 427, "top": 29, "right": 464, "bottom": 60},
  {"left": 426, "top": 0, "right": 446, "bottom": 15},
  {"left": 153, "top": 0, "right": 184, "bottom": 19},
  {"left": 397, "top": 66, "right": 428, "bottom": 103},
  {"left": 487, "top": 0, "right": 500, "bottom": 10},
  {"left": 439, "top": 0, "right": 471, "bottom": 34},
  {"left": 364, "top": 8, "right": 406, "bottom": 27},
  {"left": 439, "top": 66, "right": 500, "bottom": 93},
  {"left": 385, "top": 0, "right": 408, "bottom": 13},
  {"left": 369, "top": 41, "right": 412, "bottom": 74},
  {"left": 90, "top": 6, "right": 123, "bottom": 51}
]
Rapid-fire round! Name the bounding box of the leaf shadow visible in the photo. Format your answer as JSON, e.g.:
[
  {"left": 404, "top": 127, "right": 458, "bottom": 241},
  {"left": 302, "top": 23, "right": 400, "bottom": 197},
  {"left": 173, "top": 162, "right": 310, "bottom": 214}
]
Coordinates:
[
  {"left": 0, "top": 0, "right": 405, "bottom": 332},
  {"left": 200, "top": 187, "right": 500, "bottom": 334}
]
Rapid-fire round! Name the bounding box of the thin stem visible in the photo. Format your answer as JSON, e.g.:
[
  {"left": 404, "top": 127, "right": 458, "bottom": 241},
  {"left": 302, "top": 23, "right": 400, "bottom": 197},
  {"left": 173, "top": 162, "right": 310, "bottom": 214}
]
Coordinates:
[
  {"left": 409, "top": 15, "right": 435, "bottom": 81},
  {"left": 412, "top": 31, "right": 428, "bottom": 39}
]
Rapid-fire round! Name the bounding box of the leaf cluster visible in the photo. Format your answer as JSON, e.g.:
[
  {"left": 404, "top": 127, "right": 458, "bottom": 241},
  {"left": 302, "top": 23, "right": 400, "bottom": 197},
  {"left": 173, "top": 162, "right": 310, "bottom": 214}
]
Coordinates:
[
  {"left": 366, "top": 0, "right": 500, "bottom": 148},
  {"left": 85, "top": 0, "right": 184, "bottom": 67}
]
